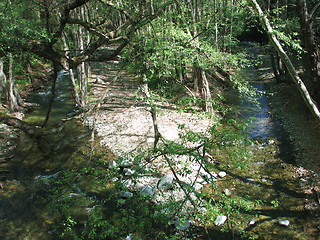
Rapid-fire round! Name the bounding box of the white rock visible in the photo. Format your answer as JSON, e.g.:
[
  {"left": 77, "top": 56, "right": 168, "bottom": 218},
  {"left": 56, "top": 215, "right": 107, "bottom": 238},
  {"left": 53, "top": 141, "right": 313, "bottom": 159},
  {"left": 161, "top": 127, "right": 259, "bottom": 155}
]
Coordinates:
[
  {"left": 223, "top": 188, "right": 231, "bottom": 196},
  {"left": 123, "top": 179, "right": 134, "bottom": 188},
  {"left": 218, "top": 171, "right": 227, "bottom": 178},
  {"left": 248, "top": 219, "right": 256, "bottom": 226},
  {"left": 277, "top": 219, "right": 290, "bottom": 227},
  {"left": 110, "top": 177, "right": 118, "bottom": 182},
  {"left": 214, "top": 215, "right": 227, "bottom": 226}
]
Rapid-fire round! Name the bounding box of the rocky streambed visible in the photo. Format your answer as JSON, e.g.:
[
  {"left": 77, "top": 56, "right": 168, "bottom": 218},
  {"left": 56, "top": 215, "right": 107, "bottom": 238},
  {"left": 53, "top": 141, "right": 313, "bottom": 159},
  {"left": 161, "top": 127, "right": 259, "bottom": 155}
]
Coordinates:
[{"left": 1, "top": 51, "right": 319, "bottom": 239}]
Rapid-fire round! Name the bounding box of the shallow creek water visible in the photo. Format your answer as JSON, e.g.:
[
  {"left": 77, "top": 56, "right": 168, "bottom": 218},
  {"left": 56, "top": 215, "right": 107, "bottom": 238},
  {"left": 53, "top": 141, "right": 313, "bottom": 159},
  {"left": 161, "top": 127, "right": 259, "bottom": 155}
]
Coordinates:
[
  {"left": 0, "top": 59, "right": 318, "bottom": 239},
  {"left": 214, "top": 59, "right": 317, "bottom": 239}
]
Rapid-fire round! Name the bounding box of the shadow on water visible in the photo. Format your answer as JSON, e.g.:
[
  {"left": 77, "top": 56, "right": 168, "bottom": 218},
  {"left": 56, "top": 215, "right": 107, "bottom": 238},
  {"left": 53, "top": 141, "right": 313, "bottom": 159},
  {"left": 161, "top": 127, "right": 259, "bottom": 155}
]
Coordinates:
[
  {"left": 24, "top": 70, "right": 75, "bottom": 126},
  {"left": 218, "top": 44, "right": 318, "bottom": 239},
  {"left": 227, "top": 63, "right": 297, "bottom": 165},
  {"left": 0, "top": 71, "right": 92, "bottom": 239}
]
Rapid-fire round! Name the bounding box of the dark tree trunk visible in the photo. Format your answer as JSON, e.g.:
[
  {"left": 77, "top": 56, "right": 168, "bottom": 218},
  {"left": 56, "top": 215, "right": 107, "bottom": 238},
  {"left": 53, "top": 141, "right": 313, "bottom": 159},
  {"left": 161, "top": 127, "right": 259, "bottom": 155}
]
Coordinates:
[{"left": 296, "top": 0, "right": 320, "bottom": 104}]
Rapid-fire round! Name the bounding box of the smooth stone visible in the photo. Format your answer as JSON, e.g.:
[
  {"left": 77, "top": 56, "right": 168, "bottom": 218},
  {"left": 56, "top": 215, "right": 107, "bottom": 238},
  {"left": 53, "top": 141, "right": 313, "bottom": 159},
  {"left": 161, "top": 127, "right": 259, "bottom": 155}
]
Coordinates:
[
  {"left": 119, "top": 191, "right": 133, "bottom": 198},
  {"left": 248, "top": 219, "right": 256, "bottom": 226},
  {"left": 223, "top": 188, "right": 231, "bottom": 196},
  {"left": 214, "top": 215, "right": 227, "bottom": 226},
  {"left": 157, "top": 174, "right": 174, "bottom": 190},
  {"left": 139, "top": 185, "right": 155, "bottom": 196},
  {"left": 218, "top": 171, "right": 227, "bottom": 178},
  {"left": 174, "top": 219, "right": 191, "bottom": 231},
  {"left": 277, "top": 219, "right": 290, "bottom": 227}
]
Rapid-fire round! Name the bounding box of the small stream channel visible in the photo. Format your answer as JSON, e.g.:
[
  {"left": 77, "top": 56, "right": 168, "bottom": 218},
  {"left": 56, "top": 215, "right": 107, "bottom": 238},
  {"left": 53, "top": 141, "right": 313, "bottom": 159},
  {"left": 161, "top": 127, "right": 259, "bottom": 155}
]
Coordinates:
[{"left": 0, "top": 50, "right": 317, "bottom": 239}]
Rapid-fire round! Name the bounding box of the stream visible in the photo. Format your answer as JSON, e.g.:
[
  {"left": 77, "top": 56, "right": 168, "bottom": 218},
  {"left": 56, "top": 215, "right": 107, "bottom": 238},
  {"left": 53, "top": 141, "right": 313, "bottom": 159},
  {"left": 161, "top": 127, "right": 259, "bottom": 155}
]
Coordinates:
[{"left": 0, "top": 51, "right": 318, "bottom": 239}]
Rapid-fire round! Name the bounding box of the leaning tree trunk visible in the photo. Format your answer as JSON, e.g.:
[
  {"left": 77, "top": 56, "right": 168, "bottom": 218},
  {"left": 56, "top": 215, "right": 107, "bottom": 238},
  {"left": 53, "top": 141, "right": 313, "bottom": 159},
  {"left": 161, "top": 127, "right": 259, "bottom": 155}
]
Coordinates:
[{"left": 247, "top": 0, "right": 320, "bottom": 121}]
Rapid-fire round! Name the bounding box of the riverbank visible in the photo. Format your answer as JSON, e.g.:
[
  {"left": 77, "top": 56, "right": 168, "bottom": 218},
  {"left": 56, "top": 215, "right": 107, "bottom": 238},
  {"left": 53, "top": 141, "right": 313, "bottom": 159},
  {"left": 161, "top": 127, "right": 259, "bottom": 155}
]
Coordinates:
[{"left": 254, "top": 46, "right": 320, "bottom": 238}]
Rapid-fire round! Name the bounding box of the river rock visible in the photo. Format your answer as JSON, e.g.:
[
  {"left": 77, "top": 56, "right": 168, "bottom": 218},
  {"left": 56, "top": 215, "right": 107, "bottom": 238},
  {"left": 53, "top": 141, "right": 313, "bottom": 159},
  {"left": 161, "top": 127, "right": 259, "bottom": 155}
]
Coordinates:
[
  {"left": 277, "top": 219, "right": 290, "bottom": 227},
  {"left": 139, "top": 185, "right": 155, "bottom": 196},
  {"left": 214, "top": 215, "right": 227, "bottom": 226},
  {"left": 157, "top": 174, "right": 174, "bottom": 190},
  {"left": 223, "top": 188, "right": 231, "bottom": 196},
  {"left": 248, "top": 219, "right": 256, "bottom": 226},
  {"left": 218, "top": 171, "right": 227, "bottom": 178},
  {"left": 174, "top": 219, "right": 191, "bottom": 231},
  {"left": 119, "top": 191, "right": 133, "bottom": 198}
]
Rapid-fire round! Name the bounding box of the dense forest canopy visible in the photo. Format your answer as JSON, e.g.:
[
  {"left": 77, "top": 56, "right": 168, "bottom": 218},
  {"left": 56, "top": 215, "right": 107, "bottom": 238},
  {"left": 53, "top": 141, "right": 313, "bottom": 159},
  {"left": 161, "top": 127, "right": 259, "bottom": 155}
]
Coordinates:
[{"left": 0, "top": 0, "right": 319, "bottom": 118}]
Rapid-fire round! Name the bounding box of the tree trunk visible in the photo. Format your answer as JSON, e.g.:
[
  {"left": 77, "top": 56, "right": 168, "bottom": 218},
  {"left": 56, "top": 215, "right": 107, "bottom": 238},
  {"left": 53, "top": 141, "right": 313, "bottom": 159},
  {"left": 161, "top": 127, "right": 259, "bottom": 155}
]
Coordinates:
[
  {"left": 7, "top": 54, "right": 23, "bottom": 112},
  {"left": 141, "top": 72, "right": 161, "bottom": 149},
  {"left": 193, "top": 66, "right": 214, "bottom": 113},
  {"left": 62, "top": 32, "right": 81, "bottom": 107},
  {"left": 296, "top": 0, "right": 320, "bottom": 104},
  {"left": 0, "top": 59, "right": 7, "bottom": 105},
  {"left": 248, "top": 0, "right": 320, "bottom": 121},
  {"left": 0, "top": 56, "right": 23, "bottom": 112}
]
